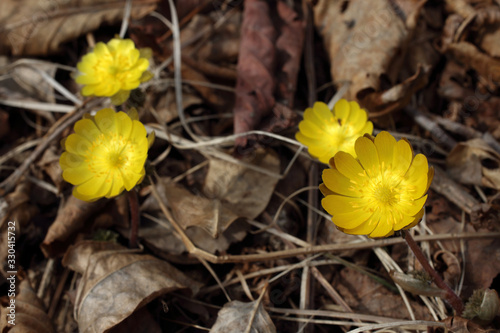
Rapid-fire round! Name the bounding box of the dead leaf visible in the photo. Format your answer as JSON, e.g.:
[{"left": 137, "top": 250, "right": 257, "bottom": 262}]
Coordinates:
[
  {"left": 437, "top": 316, "right": 499, "bottom": 333},
  {"left": 334, "top": 267, "right": 434, "bottom": 320},
  {"left": 233, "top": 0, "right": 277, "bottom": 146},
  {"left": 275, "top": 1, "right": 305, "bottom": 108},
  {"left": 164, "top": 149, "right": 280, "bottom": 238},
  {"left": 447, "top": 138, "right": 500, "bottom": 189},
  {"left": 0, "top": 0, "right": 159, "bottom": 56},
  {"left": 62, "top": 240, "right": 201, "bottom": 333},
  {"left": 210, "top": 300, "right": 276, "bottom": 333},
  {"left": 446, "top": 42, "right": 500, "bottom": 86},
  {"left": 429, "top": 217, "right": 500, "bottom": 296},
  {"left": 37, "top": 145, "right": 64, "bottom": 191},
  {"left": 314, "top": 0, "right": 427, "bottom": 105},
  {"left": 0, "top": 273, "right": 55, "bottom": 333},
  {"left": 41, "top": 195, "right": 108, "bottom": 258}
]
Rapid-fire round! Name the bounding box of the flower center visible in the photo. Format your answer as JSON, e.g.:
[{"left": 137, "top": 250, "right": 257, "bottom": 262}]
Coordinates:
[
  {"left": 373, "top": 185, "right": 397, "bottom": 206},
  {"left": 84, "top": 133, "right": 132, "bottom": 178}
]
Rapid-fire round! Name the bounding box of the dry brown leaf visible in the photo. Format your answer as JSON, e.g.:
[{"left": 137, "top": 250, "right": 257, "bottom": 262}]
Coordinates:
[
  {"left": 314, "top": 0, "right": 426, "bottom": 102},
  {"left": 41, "top": 195, "right": 108, "bottom": 258},
  {"left": 210, "top": 300, "right": 276, "bottom": 333},
  {"left": 447, "top": 138, "right": 500, "bottom": 189},
  {"left": 37, "top": 145, "right": 64, "bottom": 191},
  {"left": 139, "top": 214, "right": 248, "bottom": 257},
  {"left": 0, "top": 180, "right": 38, "bottom": 276},
  {"left": 0, "top": 0, "right": 158, "bottom": 56},
  {"left": 429, "top": 218, "right": 500, "bottom": 296},
  {"left": 164, "top": 148, "right": 280, "bottom": 238},
  {"left": 62, "top": 240, "right": 201, "bottom": 333},
  {"left": 334, "top": 267, "right": 433, "bottom": 320},
  {"left": 437, "top": 316, "right": 499, "bottom": 333},
  {"left": 233, "top": 0, "right": 277, "bottom": 146},
  {"left": 446, "top": 42, "right": 500, "bottom": 85},
  {"left": 0, "top": 274, "right": 55, "bottom": 333}
]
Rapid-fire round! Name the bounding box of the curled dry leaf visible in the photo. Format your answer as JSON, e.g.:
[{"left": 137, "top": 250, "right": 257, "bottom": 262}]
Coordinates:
[
  {"left": 0, "top": 0, "right": 159, "bottom": 56},
  {"left": 62, "top": 240, "right": 201, "bottom": 333},
  {"left": 0, "top": 180, "right": 38, "bottom": 275},
  {"left": 233, "top": 0, "right": 276, "bottom": 146},
  {"left": 41, "top": 195, "right": 108, "bottom": 258},
  {"left": 210, "top": 300, "right": 276, "bottom": 333},
  {"left": 314, "top": 0, "right": 428, "bottom": 111},
  {"left": 437, "top": 316, "right": 499, "bottom": 333},
  {"left": 447, "top": 138, "right": 500, "bottom": 189},
  {"left": 165, "top": 148, "right": 280, "bottom": 238},
  {"left": 0, "top": 274, "right": 55, "bottom": 333}
]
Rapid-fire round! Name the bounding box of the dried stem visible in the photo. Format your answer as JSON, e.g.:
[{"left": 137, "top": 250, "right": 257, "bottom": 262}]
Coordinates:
[
  {"left": 402, "top": 229, "right": 464, "bottom": 315},
  {"left": 128, "top": 190, "right": 140, "bottom": 248}
]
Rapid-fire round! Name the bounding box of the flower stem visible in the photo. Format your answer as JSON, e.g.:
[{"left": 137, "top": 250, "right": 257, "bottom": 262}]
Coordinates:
[
  {"left": 402, "top": 229, "right": 464, "bottom": 315},
  {"left": 128, "top": 190, "right": 140, "bottom": 248}
]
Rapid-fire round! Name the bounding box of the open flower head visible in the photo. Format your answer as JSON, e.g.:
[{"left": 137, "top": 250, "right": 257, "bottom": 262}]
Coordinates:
[
  {"left": 296, "top": 100, "right": 373, "bottom": 164},
  {"left": 320, "top": 131, "right": 433, "bottom": 238},
  {"left": 59, "top": 108, "right": 153, "bottom": 201},
  {"left": 75, "top": 38, "right": 151, "bottom": 105}
]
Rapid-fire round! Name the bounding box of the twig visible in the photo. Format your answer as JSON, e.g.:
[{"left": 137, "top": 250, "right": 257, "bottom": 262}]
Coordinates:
[
  {"left": 402, "top": 230, "right": 464, "bottom": 315},
  {"left": 128, "top": 190, "right": 140, "bottom": 248}
]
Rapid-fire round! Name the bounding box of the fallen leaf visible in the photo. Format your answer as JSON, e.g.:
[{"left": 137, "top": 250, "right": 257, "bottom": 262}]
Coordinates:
[
  {"left": 0, "top": 0, "right": 159, "bottom": 56},
  {"left": 41, "top": 195, "right": 108, "bottom": 258},
  {"left": 447, "top": 138, "right": 500, "bottom": 189},
  {"left": 429, "top": 217, "right": 500, "bottom": 296},
  {"left": 334, "top": 267, "right": 433, "bottom": 320},
  {"left": 233, "top": 0, "right": 277, "bottom": 146},
  {"left": 62, "top": 240, "right": 201, "bottom": 333},
  {"left": 210, "top": 300, "right": 276, "bottom": 333},
  {"left": 314, "top": 0, "right": 427, "bottom": 106},
  {"left": 164, "top": 148, "right": 280, "bottom": 238},
  {"left": 0, "top": 272, "right": 55, "bottom": 333},
  {"left": 437, "top": 316, "right": 499, "bottom": 333}
]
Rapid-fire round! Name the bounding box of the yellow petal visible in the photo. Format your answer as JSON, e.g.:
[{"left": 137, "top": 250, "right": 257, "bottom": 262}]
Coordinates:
[
  {"left": 333, "top": 151, "right": 366, "bottom": 183},
  {"left": 65, "top": 134, "right": 92, "bottom": 156},
  {"left": 74, "top": 118, "right": 101, "bottom": 142},
  {"left": 319, "top": 183, "right": 334, "bottom": 196},
  {"left": 63, "top": 166, "right": 93, "bottom": 185},
  {"left": 321, "top": 195, "right": 364, "bottom": 216},
  {"left": 369, "top": 217, "right": 394, "bottom": 238},
  {"left": 397, "top": 195, "right": 427, "bottom": 216},
  {"left": 392, "top": 138, "right": 413, "bottom": 177},
  {"left": 334, "top": 99, "right": 350, "bottom": 122},
  {"left": 393, "top": 211, "right": 419, "bottom": 230},
  {"left": 94, "top": 108, "right": 118, "bottom": 134},
  {"left": 322, "top": 168, "right": 361, "bottom": 197},
  {"left": 345, "top": 102, "right": 367, "bottom": 132},
  {"left": 374, "top": 131, "right": 396, "bottom": 169},
  {"left": 75, "top": 175, "right": 106, "bottom": 196},
  {"left": 402, "top": 208, "right": 425, "bottom": 230},
  {"left": 355, "top": 136, "right": 380, "bottom": 177},
  {"left": 331, "top": 209, "right": 373, "bottom": 229},
  {"left": 107, "top": 176, "right": 125, "bottom": 198},
  {"left": 72, "top": 187, "right": 99, "bottom": 202},
  {"left": 361, "top": 121, "right": 373, "bottom": 135},
  {"left": 59, "top": 152, "right": 84, "bottom": 170},
  {"left": 341, "top": 210, "right": 381, "bottom": 235},
  {"left": 116, "top": 111, "right": 133, "bottom": 139},
  {"left": 120, "top": 169, "right": 143, "bottom": 191},
  {"left": 312, "top": 102, "right": 333, "bottom": 122},
  {"left": 298, "top": 120, "right": 323, "bottom": 139},
  {"left": 403, "top": 154, "right": 429, "bottom": 198}
]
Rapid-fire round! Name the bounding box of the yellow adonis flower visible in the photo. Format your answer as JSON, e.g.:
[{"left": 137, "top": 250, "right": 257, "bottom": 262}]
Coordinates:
[
  {"left": 59, "top": 108, "right": 154, "bottom": 201},
  {"left": 296, "top": 100, "right": 373, "bottom": 164},
  {"left": 75, "top": 38, "right": 151, "bottom": 105},
  {"left": 320, "top": 131, "right": 433, "bottom": 238}
]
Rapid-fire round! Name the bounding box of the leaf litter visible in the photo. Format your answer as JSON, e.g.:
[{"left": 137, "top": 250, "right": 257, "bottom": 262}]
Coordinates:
[{"left": 0, "top": 0, "right": 500, "bottom": 332}]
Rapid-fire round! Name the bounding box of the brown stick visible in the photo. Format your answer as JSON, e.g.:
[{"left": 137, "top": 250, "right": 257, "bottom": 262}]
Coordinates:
[
  {"left": 128, "top": 190, "right": 140, "bottom": 248},
  {"left": 402, "top": 229, "right": 464, "bottom": 315}
]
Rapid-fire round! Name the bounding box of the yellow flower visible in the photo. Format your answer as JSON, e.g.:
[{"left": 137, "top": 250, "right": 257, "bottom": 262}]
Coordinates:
[
  {"left": 59, "top": 108, "right": 153, "bottom": 201},
  {"left": 320, "top": 131, "right": 433, "bottom": 238},
  {"left": 296, "top": 100, "right": 373, "bottom": 164},
  {"left": 75, "top": 38, "right": 151, "bottom": 105}
]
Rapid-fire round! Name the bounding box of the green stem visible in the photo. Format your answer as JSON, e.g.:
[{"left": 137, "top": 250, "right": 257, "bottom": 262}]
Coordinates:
[
  {"left": 402, "top": 229, "right": 464, "bottom": 315},
  {"left": 128, "top": 190, "right": 140, "bottom": 248}
]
